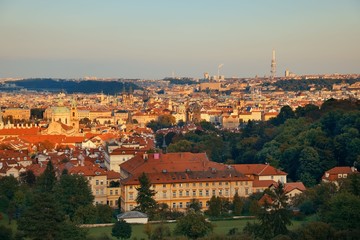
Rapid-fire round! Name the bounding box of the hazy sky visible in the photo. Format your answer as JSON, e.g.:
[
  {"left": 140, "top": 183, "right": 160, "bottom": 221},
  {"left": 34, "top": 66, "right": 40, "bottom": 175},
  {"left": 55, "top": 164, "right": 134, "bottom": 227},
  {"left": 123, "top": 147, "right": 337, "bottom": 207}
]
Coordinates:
[{"left": 0, "top": 0, "right": 359, "bottom": 79}]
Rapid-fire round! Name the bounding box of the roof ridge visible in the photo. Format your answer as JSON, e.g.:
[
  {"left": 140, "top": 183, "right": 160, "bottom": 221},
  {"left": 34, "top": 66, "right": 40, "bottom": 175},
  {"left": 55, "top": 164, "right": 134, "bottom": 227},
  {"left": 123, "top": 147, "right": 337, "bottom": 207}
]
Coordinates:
[{"left": 258, "top": 164, "right": 269, "bottom": 175}]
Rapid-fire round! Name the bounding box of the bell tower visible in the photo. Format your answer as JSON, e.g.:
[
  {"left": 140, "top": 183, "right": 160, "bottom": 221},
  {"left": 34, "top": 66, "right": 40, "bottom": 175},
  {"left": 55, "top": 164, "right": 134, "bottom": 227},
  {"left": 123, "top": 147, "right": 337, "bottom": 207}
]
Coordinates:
[{"left": 70, "top": 97, "right": 79, "bottom": 132}]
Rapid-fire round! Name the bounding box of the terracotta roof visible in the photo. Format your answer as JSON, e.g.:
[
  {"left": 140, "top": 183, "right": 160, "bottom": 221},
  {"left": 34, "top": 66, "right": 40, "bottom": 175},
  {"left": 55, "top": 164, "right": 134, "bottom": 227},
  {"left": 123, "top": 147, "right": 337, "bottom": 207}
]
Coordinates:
[
  {"left": 120, "top": 152, "right": 222, "bottom": 176},
  {"left": 322, "top": 166, "right": 358, "bottom": 181},
  {"left": 123, "top": 168, "right": 249, "bottom": 185},
  {"left": 232, "top": 164, "right": 287, "bottom": 176},
  {"left": 253, "top": 180, "right": 276, "bottom": 188},
  {"left": 284, "top": 182, "right": 306, "bottom": 193}
]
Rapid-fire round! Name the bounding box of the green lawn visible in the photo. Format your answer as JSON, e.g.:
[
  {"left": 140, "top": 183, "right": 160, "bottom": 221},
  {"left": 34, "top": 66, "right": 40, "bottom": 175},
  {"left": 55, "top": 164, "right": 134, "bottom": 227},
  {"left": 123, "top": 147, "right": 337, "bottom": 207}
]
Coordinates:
[
  {"left": 88, "top": 218, "right": 260, "bottom": 239},
  {"left": 1, "top": 212, "right": 317, "bottom": 240}
]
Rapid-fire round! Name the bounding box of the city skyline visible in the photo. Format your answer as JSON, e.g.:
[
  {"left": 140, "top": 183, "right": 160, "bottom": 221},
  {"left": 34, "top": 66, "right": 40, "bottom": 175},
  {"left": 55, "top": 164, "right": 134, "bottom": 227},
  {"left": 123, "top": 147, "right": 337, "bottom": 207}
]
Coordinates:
[{"left": 0, "top": 0, "right": 359, "bottom": 79}]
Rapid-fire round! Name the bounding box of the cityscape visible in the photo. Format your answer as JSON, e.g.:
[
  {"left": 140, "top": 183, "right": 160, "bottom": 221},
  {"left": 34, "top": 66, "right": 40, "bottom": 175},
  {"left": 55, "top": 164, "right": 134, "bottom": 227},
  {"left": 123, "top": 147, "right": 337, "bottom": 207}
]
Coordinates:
[{"left": 0, "top": 1, "right": 360, "bottom": 240}]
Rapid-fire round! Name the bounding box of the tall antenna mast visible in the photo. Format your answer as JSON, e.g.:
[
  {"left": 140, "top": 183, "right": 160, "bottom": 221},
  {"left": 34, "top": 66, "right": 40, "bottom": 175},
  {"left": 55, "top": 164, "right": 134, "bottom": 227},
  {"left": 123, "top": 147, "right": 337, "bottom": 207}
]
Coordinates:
[
  {"left": 271, "top": 49, "right": 276, "bottom": 79},
  {"left": 217, "top": 64, "right": 224, "bottom": 82}
]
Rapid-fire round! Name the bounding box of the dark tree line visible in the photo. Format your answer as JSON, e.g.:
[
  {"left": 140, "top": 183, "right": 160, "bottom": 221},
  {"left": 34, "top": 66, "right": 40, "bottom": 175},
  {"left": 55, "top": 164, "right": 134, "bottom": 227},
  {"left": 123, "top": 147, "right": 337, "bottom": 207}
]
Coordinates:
[
  {"left": 0, "top": 161, "right": 114, "bottom": 240},
  {"left": 6, "top": 79, "right": 141, "bottom": 95}
]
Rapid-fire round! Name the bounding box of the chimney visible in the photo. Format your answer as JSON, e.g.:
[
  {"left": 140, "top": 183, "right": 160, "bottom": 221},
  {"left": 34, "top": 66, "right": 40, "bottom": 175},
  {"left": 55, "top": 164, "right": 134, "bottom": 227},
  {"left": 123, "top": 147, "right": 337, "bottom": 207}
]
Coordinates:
[
  {"left": 154, "top": 153, "right": 159, "bottom": 159},
  {"left": 143, "top": 152, "right": 148, "bottom": 160}
]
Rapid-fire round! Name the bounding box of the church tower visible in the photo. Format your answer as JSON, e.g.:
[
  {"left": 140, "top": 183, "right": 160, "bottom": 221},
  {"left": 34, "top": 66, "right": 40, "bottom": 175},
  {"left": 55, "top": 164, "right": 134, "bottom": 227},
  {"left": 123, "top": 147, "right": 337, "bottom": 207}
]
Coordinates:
[
  {"left": 0, "top": 108, "right": 4, "bottom": 129},
  {"left": 70, "top": 98, "right": 79, "bottom": 132}
]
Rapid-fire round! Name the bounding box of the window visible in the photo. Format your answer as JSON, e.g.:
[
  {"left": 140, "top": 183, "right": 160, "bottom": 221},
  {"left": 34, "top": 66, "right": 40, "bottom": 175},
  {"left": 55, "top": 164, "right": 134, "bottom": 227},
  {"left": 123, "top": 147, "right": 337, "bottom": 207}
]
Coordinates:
[
  {"left": 172, "top": 203, "right": 176, "bottom": 209},
  {"left": 130, "top": 186, "right": 133, "bottom": 189},
  {"left": 212, "top": 182, "right": 215, "bottom": 186},
  {"left": 199, "top": 190, "right": 203, "bottom": 196},
  {"left": 173, "top": 191, "right": 176, "bottom": 197},
  {"left": 271, "top": 176, "right": 274, "bottom": 180},
  {"left": 199, "top": 201, "right": 203, "bottom": 207},
  {"left": 186, "top": 202, "right": 190, "bottom": 207},
  {"left": 186, "top": 190, "right": 190, "bottom": 196},
  {"left": 130, "top": 205, "right": 133, "bottom": 210},
  {"left": 115, "top": 190, "right": 118, "bottom": 195},
  {"left": 179, "top": 202, "right": 183, "bottom": 208},
  {"left": 219, "top": 189, "right": 222, "bottom": 196},
  {"left": 193, "top": 183, "right": 196, "bottom": 187},
  {"left": 163, "top": 191, "right": 167, "bottom": 198},
  {"left": 173, "top": 184, "right": 176, "bottom": 187},
  {"left": 110, "top": 190, "right": 113, "bottom": 195},
  {"left": 96, "top": 189, "right": 99, "bottom": 195},
  {"left": 163, "top": 184, "right": 166, "bottom": 188},
  {"left": 129, "top": 193, "right": 133, "bottom": 200},
  {"left": 212, "top": 190, "right": 216, "bottom": 196},
  {"left": 219, "top": 182, "right": 222, "bottom": 186},
  {"left": 225, "top": 182, "right": 229, "bottom": 186},
  {"left": 192, "top": 190, "right": 196, "bottom": 197},
  {"left": 186, "top": 183, "right": 189, "bottom": 187},
  {"left": 109, "top": 200, "right": 113, "bottom": 206},
  {"left": 236, "top": 181, "right": 238, "bottom": 186},
  {"left": 206, "top": 182, "right": 209, "bottom": 186},
  {"left": 199, "top": 182, "right": 203, "bottom": 187},
  {"left": 179, "top": 183, "right": 183, "bottom": 187},
  {"left": 96, "top": 180, "right": 99, "bottom": 185},
  {"left": 225, "top": 189, "right": 229, "bottom": 196},
  {"left": 343, "top": 174, "right": 348, "bottom": 178},
  {"left": 245, "top": 181, "right": 248, "bottom": 185},
  {"left": 206, "top": 190, "right": 209, "bottom": 196},
  {"left": 115, "top": 200, "right": 118, "bottom": 206},
  {"left": 245, "top": 188, "right": 249, "bottom": 195},
  {"left": 179, "top": 191, "right": 183, "bottom": 197}
]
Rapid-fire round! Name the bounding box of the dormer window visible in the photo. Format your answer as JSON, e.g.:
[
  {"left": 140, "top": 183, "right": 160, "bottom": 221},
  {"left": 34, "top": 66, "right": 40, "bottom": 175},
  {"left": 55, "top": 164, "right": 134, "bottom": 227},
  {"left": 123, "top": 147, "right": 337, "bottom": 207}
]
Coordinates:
[
  {"left": 343, "top": 174, "right": 347, "bottom": 178},
  {"left": 338, "top": 174, "right": 342, "bottom": 178}
]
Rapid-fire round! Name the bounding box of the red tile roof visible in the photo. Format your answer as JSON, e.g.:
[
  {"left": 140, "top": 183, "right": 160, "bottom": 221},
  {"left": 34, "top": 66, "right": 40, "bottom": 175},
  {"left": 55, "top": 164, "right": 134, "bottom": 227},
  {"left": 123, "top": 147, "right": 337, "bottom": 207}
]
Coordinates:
[{"left": 232, "top": 164, "right": 287, "bottom": 176}]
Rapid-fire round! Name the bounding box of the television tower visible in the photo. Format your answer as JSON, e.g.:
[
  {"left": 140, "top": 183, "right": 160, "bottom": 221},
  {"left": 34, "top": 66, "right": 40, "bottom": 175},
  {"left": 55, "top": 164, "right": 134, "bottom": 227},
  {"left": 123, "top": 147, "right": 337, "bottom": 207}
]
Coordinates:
[{"left": 270, "top": 49, "right": 276, "bottom": 79}]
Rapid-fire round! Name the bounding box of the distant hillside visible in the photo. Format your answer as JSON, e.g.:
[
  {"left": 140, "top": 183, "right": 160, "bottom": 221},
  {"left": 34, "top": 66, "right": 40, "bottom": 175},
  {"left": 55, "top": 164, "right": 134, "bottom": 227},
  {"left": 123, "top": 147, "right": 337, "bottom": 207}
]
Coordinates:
[{"left": 5, "top": 78, "right": 141, "bottom": 95}]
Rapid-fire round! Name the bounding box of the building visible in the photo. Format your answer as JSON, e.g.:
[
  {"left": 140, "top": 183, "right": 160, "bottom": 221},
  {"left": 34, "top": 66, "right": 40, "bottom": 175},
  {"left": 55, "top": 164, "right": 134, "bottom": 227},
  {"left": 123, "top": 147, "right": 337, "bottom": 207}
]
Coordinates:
[
  {"left": 322, "top": 166, "right": 358, "bottom": 185},
  {"left": 3, "top": 108, "right": 31, "bottom": 121},
  {"left": 119, "top": 152, "right": 288, "bottom": 212}
]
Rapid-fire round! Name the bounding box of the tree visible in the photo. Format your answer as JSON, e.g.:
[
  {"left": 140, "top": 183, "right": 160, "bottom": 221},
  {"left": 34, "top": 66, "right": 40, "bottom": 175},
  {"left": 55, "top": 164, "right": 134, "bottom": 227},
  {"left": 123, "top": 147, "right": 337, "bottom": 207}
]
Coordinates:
[
  {"left": 112, "top": 220, "right": 132, "bottom": 240},
  {"left": 320, "top": 192, "right": 360, "bottom": 230},
  {"left": 232, "top": 192, "right": 244, "bottom": 215},
  {"left": 19, "top": 170, "right": 36, "bottom": 186},
  {"left": 245, "top": 182, "right": 292, "bottom": 239},
  {"left": 54, "top": 174, "right": 94, "bottom": 219},
  {"left": 0, "top": 176, "right": 18, "bottom": 212},
  {"left": 0, "top": 225, "right": 13, "bottom": 240},
  {"left": 167, "top": 140, "right": 193, "bottom": 152},
  {"left": 18, "top": 192, "right": 64, "bottom": 240},
  {"left": 150, "top": 224, "right": 171, "bottom": 240},
  {"left": 73, "top": 204, "right": 97, "bottom": 224},
  {"left": 188, "top": 199, "right": 201, "bottom": 212},
  {"left": 135, "top": 173, "right": 157, "bottom": 216},
  {"left": 174, "top": 211, "right": 213, "bottom": 239},
  {"left": 206, "top": 196, "right": 221, "bottom": 217},
  {"left": 36, "top": 160, "right": 56, "bottom": 192},
  {"left": 96, "top": 204, "right": 113, "bottom": 223}
]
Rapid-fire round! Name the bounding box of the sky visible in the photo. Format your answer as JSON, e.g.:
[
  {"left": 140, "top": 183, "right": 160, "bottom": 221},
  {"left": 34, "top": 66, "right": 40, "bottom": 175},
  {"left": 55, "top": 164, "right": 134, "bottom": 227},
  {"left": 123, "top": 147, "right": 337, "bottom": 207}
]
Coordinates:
[{"left": 0, "top": 0, "right": 359, "bottom": 79}]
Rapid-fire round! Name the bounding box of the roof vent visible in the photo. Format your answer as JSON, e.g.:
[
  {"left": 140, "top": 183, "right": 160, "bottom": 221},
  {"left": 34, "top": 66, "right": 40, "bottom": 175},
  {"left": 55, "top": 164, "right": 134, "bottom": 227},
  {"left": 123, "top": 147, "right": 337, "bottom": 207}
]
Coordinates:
[
  {"left": 185, "top": 168, "right": 191, "bottom": 173},
  {"left": 95, "top": 172, "right": 100, "bottom": 175},
  {"left": 162, "top": 169, "right": 167, "bottom": 173}
]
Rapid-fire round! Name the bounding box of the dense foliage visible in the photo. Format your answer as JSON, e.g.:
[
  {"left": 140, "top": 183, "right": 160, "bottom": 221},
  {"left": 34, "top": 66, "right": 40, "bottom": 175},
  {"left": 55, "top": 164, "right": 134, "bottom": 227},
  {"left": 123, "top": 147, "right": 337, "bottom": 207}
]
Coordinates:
[
  {"left": 162, "top": 99, "right": 360, "bottom": 186},
  {"left": 0, "top": 161, "right": 113, "bottom": 240},
  {"left": 6, "top": 79, "right": 141, "bottom": 95},
  {"left": 265, "top": 78, "right": 360, "bottom": 91}
]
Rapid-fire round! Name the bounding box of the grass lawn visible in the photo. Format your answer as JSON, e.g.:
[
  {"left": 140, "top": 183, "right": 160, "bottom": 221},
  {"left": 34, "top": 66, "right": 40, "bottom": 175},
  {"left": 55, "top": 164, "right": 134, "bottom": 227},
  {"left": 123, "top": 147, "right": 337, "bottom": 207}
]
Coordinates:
[
  {"left": 88, "top": 216, "right": 318, "bottom": 239},
  {"left": 88, "top": 218, "right": 258, "bottom": 239}
]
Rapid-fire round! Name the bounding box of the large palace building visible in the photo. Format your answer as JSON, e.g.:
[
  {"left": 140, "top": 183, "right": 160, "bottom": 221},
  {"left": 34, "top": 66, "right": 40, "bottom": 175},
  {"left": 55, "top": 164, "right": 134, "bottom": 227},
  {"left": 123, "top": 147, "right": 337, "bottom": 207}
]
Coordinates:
[{"left": 119, "top": 152, "right": 287, "bottom": 212}]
